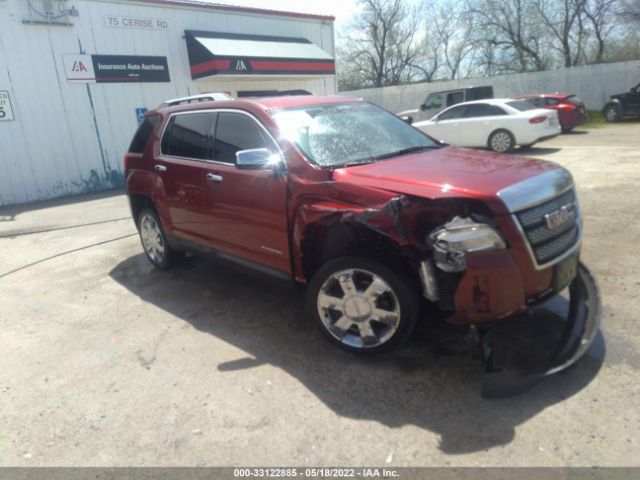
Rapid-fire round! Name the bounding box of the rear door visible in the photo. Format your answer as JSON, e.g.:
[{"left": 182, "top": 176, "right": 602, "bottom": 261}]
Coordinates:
[
  {"left": 203, "top": 110, "right": 290, "bottom": 272},
  {"left": 157, "top": 111, "right": 216, "bottom": 245}
]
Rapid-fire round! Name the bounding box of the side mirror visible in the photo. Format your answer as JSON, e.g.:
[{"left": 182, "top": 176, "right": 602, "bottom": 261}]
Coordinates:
[
  {"left": 235, "top": 148, "right": 282, "bottom": 170},
  {"left": 400, "top": 115, "right": 413, "bottom": 125},
  {"left": 420, "top": 103, "right": 427, "bottom": 111},
  {"left": 631, "top": 86, "right": 638, "bottom": 93}
]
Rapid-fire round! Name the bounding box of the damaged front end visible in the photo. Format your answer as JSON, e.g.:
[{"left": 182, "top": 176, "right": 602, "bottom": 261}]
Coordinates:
[{"left": 423, "top": 216, "right": 601, "bottom": 398}]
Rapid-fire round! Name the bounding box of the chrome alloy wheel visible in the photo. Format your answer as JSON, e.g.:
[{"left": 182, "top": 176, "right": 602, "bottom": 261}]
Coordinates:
[
  {"left": 140, "top": 213, "right": 165, "bottom": 264},
  {"left": 316, "top": 268, "right": 401, "bottom": 349},
  {"left": 490, "top": 132, "right": 512, "bottom": 152}
]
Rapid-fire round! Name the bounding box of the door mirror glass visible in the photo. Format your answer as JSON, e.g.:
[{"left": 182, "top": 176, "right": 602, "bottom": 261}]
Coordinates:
[{"left": 235, "top": 148, "right": 282, "bottom": 170}]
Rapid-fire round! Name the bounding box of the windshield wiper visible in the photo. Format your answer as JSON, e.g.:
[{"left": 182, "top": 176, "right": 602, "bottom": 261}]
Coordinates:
[
  {"left": 329, "top": 145, "right": 440, "bottom": 169},
  {"left": 371, "top": 145, "right": 438, "bottom": 161}
]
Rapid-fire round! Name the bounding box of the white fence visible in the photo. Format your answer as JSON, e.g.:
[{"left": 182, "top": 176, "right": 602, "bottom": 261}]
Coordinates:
[{"left": 342, "top": 60, "right": 640, "bottom": 114}]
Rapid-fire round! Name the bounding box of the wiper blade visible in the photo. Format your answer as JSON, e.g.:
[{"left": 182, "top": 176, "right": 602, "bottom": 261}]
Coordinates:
[
  {"left": 372, "top": 145, "right": 438, "bottom": 161},
  {"left": 330, "top": 145, "right": 439, "bottom": 169}
]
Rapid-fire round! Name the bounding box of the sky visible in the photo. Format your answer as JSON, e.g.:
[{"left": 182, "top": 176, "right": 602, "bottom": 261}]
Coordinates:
[{"left": 198, "top": 0, "right": 361, "bottom": 28}]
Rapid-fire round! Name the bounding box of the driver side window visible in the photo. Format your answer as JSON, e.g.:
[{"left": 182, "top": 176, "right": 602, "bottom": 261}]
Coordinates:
[
  {"left": 214, "top": 112, "right": 274, "bottom": 164},
  {"left": 438, "top": 105, "right": 466, "bottom": 121},
  {"left": 424, "top": 93, "right": 443, "bottom": 109}
]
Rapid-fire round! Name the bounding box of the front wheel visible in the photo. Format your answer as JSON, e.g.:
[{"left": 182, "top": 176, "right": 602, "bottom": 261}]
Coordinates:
[
  {"left": 603, "top": 104, "right": 621, "bottom": 122},
  {"left": 307, "top": 257, "right": 419, "bottom": 354},
  {"left": 488, "top": 129, "right": 514, "bottom": 153}
]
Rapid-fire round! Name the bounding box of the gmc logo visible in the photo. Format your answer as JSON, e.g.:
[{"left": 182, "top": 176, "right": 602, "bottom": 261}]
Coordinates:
[{"left": 545, "top": 204, "right": 574, "bottom": 230}]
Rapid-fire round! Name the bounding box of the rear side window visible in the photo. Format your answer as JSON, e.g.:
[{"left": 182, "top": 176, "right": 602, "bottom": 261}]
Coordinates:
[
  {"left": 524, "top": 97, "right": 545, "bottom": 108},
  {"left": 214, "top": 112, "right": 273, "bottom": 164},
  {"left": 162, "top": 112, "right": 213, "bottom": 160},
  {"left": 128, "top": 115, "right": 159, "bottom": 153},
  {"left": 463, "top": 104, "right": 507, "bottom": 118},
  {"left": 506, "top": 100, "right": 537, "bottom": 112},
  {"left": 566, "top": 96, "right": 583, "bottom": 105}
]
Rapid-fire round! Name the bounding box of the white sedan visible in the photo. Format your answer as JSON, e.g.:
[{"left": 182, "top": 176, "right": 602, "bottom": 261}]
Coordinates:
[{"left": 413, "top": 99, "right": 561, "bottom": 152}]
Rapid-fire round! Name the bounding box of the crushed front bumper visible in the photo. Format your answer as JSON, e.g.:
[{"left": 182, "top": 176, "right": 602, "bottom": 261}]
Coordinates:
[{"left": 481, "top": 262, "right": 601, "bottom": 398}]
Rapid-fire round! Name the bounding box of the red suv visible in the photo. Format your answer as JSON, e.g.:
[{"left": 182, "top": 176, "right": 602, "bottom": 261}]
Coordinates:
[
  {"left": 516, "top": 93, "right": 587, "bottom": 132},
  {"left": 125, "top": 95, "right": 600, "bottom": 395}
]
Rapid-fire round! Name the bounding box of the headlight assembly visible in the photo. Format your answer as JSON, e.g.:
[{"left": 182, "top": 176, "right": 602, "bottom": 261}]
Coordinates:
[{"left": 429, "top": 216, "right": 506, "bottom": 272}]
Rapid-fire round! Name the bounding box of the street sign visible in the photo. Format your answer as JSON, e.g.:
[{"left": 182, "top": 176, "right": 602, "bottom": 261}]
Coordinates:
[
  {"left": 0, "top": 91, "right": 15, "bottom": 121},
  {"left": 136, "top": 108, "right": 148, "bottom": 125}
]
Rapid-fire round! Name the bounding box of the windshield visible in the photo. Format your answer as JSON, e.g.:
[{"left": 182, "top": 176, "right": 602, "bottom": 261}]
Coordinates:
[{"left": 271, "top": 102, "right": 438, "bottom": 168}]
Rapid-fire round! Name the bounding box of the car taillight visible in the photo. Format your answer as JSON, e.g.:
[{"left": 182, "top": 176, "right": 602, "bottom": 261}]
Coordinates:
[
  {"left": 529, "top": 116, "right": 547, "bottom": 124},
  {"left": 124, "top": 154, "right": 132, "bottom": 170},
  {"left": 557, "top": 103, "right": 574, "bottom": 110}
]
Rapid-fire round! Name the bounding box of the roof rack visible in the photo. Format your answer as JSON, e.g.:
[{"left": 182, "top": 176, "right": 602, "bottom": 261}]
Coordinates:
[{"left": 162, "top": 92, "right": 233, "bottom": 107}]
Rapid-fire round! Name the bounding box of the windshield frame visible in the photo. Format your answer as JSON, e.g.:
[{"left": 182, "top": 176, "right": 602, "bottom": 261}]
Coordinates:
[{"left": 269, "top": 101, "right": 441, "bottom": 169}]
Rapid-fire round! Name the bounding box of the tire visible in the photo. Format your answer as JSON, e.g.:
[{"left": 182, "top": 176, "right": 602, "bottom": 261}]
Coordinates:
[
  {"left": 307, "top": 257, "right": 419, "bottom": 355},
  {"left": 488, "top": 129, "right": 515, "bottom": 153},
  {"left": 137, "top": 208, "right": 179, "bottom": 270},
  {"left": 561, "top": 125, "right": 573, "bottom": 133},
  {"left": 603, "top": 104, "right": 622, "bottom": 123}
]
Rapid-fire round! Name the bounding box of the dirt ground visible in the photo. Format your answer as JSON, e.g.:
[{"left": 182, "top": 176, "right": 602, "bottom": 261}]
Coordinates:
[{"left": 1, "top": 122, "right": 639, "bottom": 467}]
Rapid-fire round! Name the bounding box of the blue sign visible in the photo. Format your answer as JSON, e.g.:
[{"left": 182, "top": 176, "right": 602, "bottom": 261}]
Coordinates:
[{"left": 135, "top": 107, "right": 148, "bottom": 124}]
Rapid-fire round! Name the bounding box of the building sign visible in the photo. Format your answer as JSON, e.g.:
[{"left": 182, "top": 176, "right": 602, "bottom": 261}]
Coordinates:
[
  {"left": 0, "top": 91, "right": 15, "bottom": 121},
  {"left": 185, "top": 31, "right": 335, "bottom": 80},
  {"left": 64, "top": 55, "right": 170, "bottom": 83},
  {"left": 104, "top": 15, "right": 172, "bottom": 31},
  {"left": 63, "top": 55, "right": 96, "bottom": 83}
]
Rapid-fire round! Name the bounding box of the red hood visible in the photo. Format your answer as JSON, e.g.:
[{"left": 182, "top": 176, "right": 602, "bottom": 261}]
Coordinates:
[{"left": 332, "top": 146, "right": 561, "bottom": 215}]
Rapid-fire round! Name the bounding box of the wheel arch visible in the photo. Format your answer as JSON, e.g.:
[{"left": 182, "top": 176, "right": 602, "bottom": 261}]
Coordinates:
[
  {"left": 300, "top": 220, "right": 420, "bottom": 288},
  {"left": 487, "top": 128, "right": 516, "bottom": 151}
]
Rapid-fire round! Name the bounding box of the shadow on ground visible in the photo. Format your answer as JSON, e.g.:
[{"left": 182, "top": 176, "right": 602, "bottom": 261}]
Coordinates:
[
  {"left": 109, "top": 253, "right": 604, "bottom": 454},
  {"left": 514, "top": 147, "right": 562, "bottom": 156}
]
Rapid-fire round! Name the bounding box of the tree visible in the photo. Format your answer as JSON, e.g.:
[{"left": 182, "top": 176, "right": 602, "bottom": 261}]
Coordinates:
[
  {"left": 535, "top": 0, "right": 587, "bottom": 67},
  {"left": 582, "top": 0, "right": 619, "bottom": 63},
  {"left": 338, "top": 0, "right": 421, "bottom": 88},
  {"left": 466, "top": 0, "right": 550, "bottom": 73},
  {"left": 425, "top": 1, "right": 477, "bottom": 79}
]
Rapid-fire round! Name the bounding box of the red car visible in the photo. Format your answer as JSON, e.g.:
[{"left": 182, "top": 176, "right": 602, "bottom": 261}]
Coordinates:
[
  {"left": 516, "top": 93, "right": 587, "bottom": 132},
  {"left": 125, "top": 95, "right": 600, "bottom": 396}
]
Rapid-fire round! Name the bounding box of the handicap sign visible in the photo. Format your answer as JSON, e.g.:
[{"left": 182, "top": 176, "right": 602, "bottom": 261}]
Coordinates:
[{"left": 135, "top": 107, "right": 148, "bottom": 124}]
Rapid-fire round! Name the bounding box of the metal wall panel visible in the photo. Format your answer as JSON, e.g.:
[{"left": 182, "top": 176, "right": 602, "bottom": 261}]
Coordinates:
[{"left": 0, "top": 0, "right": 336, "bottom": 205}]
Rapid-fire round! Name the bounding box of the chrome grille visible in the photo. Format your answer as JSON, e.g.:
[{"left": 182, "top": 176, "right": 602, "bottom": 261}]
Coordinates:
[{"left": 515, "top": 189, "right": 580, "bottom": 265}]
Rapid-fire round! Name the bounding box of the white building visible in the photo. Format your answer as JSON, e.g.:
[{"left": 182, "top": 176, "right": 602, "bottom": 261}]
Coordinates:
[{"left": 0, "top": 0, "right": 336, "bottom": 206}]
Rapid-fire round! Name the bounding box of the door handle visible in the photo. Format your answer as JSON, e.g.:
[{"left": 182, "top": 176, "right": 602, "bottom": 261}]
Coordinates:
[
  {"left": 154, "top": 164, "right": 167, "bottom": 172},
  {"left": 206, "top": 173, "right": 223, "bottom": 182}
]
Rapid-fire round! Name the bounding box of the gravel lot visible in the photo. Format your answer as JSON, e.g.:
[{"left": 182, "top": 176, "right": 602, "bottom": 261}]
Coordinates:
[{"left": 1, "top": 123, "right": 639, "bottom": 467}]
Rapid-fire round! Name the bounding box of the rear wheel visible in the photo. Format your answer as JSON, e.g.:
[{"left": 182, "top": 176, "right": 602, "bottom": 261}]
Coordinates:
[
  {"left": 604, "top": 104, "right": 622, "bottom": 122},
  {"left": 307, "top": 257, "right": 419, "bottom": 355},
  {"left": 137, "top": 208, "right": 179, "bottom": 270},
  {"left": 488, "top": 129, "right": 514, "bottom": 153}
]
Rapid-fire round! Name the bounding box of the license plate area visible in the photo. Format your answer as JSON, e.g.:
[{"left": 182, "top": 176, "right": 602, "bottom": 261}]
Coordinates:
[{"left": 552, "top": 253, "right": 579, "bottom": 292}]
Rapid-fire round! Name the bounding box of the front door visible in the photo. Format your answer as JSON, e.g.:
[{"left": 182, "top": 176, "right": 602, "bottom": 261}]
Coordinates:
[{"left": 204, "top": 111, "right": 290, "bottom": 272}]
